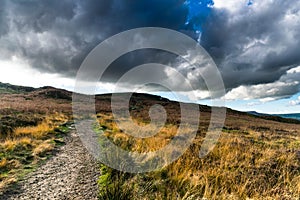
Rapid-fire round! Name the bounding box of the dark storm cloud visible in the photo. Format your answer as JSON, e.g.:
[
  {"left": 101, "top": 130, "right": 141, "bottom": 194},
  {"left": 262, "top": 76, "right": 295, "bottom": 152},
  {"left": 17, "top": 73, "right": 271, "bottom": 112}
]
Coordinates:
[
  {"left": 0, "top": 0, "right": 189, "bottom": 76},
  {"left": 224, "top": 67, "right": 300, "bottom": 100},
  {"left": 101, "top": 49, "right": 179, "bottom": 83},
  {"left": 201, "top": 0, "right": 300, "bottom": 94},
  {"left": 0, "top": 1, "right": 9, "bottom": 37},
  {"left": 1, "top": 0, "right": 300, "bottom": 100}
]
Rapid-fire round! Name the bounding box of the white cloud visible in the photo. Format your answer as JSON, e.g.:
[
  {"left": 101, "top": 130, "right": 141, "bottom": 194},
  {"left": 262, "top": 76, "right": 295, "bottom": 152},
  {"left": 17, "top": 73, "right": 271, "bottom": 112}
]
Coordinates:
[
  {"left": 223, "top": 66, "right": 300, "bottom": 101},
  {"left": 179, "top": 90, "right": 211, "bottom": 101},
  {"left": 213, "top": 0, "right": 251, "bottom": 12},
  {"left": 287, "top": 66, "right": 300, "bottom": 74},
  {"left": 260, "top": 97, "right": 276, "bottom": 103},
  {"left": 0, "top": 56, "right": 121, "bottom": 94},
  {"left": 289, "top": 96, "right": 300, "bottom": 106},
  {"left": 246, "top": 101, "right": 261, "bottom": 106},
  {"left": 0, "top": 57, "right": 75, "bottom": 90}
]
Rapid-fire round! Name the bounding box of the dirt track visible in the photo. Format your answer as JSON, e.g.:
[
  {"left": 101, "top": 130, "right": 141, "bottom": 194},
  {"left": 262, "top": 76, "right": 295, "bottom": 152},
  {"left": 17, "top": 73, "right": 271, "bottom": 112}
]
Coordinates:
[{"left": 1, "top": 128, "right": 100, "bottom": 200}]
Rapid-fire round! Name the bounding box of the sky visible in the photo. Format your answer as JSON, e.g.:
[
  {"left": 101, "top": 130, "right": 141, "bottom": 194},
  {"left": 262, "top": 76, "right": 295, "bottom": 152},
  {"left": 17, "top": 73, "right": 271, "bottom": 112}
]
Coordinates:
[{"left": 0, "top": 0, "right": 300, "bottom": 114}]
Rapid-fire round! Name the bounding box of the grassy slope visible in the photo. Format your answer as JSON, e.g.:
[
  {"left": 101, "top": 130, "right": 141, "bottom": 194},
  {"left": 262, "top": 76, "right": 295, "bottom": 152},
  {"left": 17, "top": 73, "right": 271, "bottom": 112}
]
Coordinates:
[
  {"left": 0, "top": 85, "right": 72, "bottom": 193},
  {"left": 0, "top": 83, "right": 299, "bottom": 199},
  {"left": 95, "top": 94, "right": 300, "bottom": 200}
]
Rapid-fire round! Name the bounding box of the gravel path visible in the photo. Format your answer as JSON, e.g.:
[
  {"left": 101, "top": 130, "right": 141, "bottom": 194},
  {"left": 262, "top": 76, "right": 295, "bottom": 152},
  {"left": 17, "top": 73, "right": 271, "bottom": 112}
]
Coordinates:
[{"left": 1, "top": 126, "right": 100, "bottom": 200}]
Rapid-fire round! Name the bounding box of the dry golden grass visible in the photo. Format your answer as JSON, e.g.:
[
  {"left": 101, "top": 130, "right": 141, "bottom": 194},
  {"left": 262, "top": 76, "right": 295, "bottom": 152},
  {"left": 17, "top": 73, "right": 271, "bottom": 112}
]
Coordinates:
[
  {"left": 0, "top": 86, "right": 74, "bottom": 192},
  {"left": 1, "top": 88, "right": 299, "bottom": 199},
  {"left": 32, "top": 140, "right": 55, "bottom": 157},
  {"left": 1, "top": 140, "right": 18, "bottom": 152},
  {"left": 14, "top": 114, "right": 68, "bottom": 139},
  {"left": 0, "top": 159, "right": 8, "bottom": 169},
  {"left": 0, "top": 112, "right": 70, "bottom": 192},
  {"left": 97, "top": 110, "right": 300, "bottom": 199}
]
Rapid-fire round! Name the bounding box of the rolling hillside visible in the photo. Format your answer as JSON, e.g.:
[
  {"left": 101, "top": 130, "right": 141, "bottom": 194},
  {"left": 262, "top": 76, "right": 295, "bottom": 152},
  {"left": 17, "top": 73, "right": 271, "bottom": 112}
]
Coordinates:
[{"left": 0, "top": 82, "right": 299, "bottom": 199}]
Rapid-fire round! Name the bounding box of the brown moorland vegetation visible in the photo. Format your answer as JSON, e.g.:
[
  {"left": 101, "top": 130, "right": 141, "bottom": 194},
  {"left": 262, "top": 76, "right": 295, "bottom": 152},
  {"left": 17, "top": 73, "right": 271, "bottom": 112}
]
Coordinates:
[
  {"left": 0, "top": 83, "right": 299, "bottom": 199},
  {"left": 95, "top": 94, "right": 300, "bottom": 199},
  {"left": 0, "top": 85, "right": 72, "bottom": 192}
]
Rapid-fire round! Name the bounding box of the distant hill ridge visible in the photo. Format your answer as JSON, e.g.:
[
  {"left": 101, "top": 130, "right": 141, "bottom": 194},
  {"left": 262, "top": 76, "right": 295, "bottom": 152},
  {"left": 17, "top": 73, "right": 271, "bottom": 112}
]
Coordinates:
[
  {"left": 0, "top": 82, "right": 35, "bottom": 93},
  {"left": 1, "top": 82, "right": 299, "bottom": 124},
  {"left": 274, "top": 113, "right": 300, "bottom": 121},
  {"left": 248, "top": 111, "right": 300, "bottom": 122}
]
